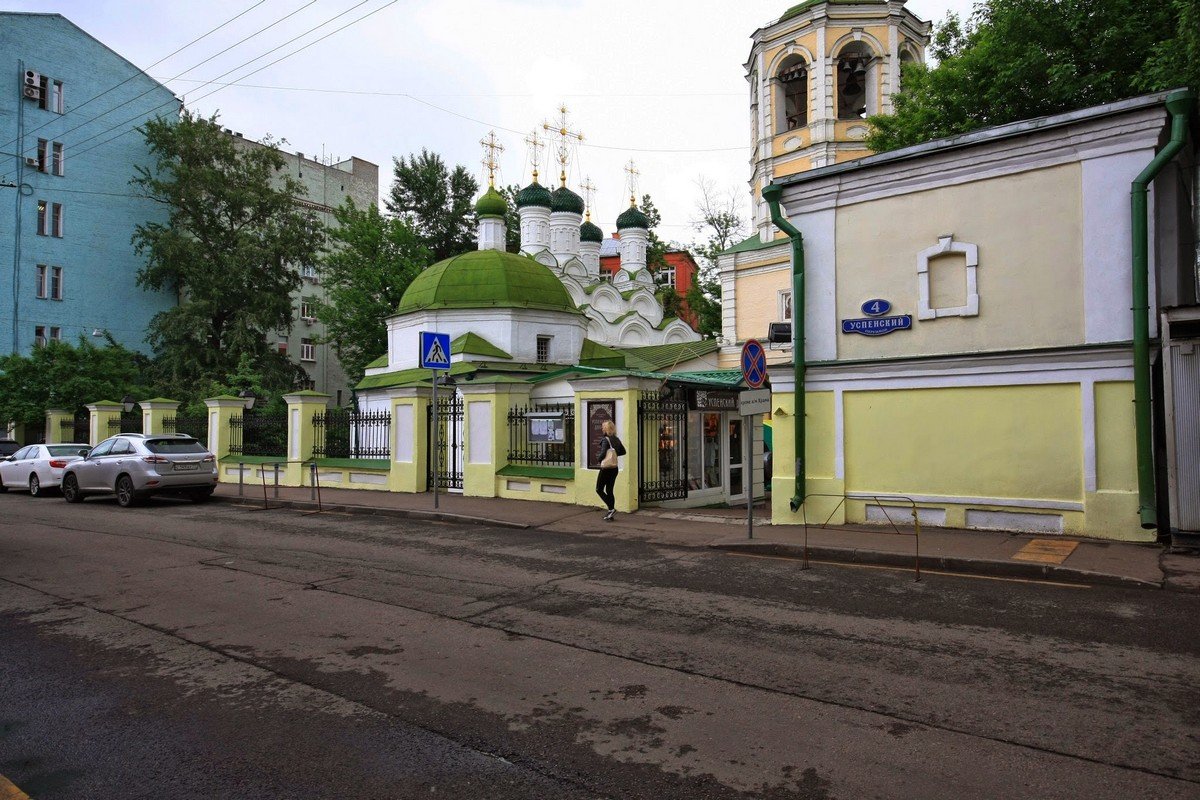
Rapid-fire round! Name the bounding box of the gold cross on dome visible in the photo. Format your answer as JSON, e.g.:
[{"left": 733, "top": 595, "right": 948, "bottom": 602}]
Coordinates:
[
  {"left": 624, "top": 160, "right": 640, "bottom": 206},
  {"left": 542, "top": 104, "right": 584, "bottom": 187},
  {"left": 479, "top": 130, "right": 504, "bottom": 188},
  {"left": 524, "top": 129, "right": 546, "bottom": 184},
  {"left": 579, "top": 176, "right": 597, "bottom": 221}
]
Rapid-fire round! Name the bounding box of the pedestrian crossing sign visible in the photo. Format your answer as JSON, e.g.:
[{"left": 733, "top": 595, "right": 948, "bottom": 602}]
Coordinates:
[{"left": 419, "top": 331, "right": 451, "bottom": 370}]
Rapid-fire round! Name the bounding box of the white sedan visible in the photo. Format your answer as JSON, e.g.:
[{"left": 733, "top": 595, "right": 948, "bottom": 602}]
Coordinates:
[{"left": 0, "top": 443, "right": 89, "bottom": 496}]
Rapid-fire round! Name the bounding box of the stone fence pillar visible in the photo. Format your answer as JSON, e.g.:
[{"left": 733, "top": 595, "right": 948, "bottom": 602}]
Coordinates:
[
  {"left": 85, "top": 401, "right": 122, "bottom": 446},
  {"left": 139, "top": 398, "right": 180, "bottom": 436},
  {"left": 44, "top": 409, "right": 72, "bottom": 444}
]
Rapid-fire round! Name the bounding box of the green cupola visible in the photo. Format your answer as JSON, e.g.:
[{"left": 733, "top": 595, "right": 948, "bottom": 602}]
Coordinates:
[
  {"left": 550, "top": 186, "right": 586, "bottom": 215},
  {"left": 616, "top": 202, "right": 650, "bottom": 230},
  {"left": 395, "top": 250, "right": 580, "bottom": 316},
  {"left": 516, "top": 180, "right": 553, "bottom": 209},
  {"left": 474, "top": 186, "right": 508, "bottom": 218},
  {"left": 579, "top": 219, "right": 604, "bottom": 243}
]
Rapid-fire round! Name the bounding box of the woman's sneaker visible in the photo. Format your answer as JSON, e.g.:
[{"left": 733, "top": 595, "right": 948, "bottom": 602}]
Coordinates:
[{"left": 604, "top": 509, "right": 615, "bottom": 521}]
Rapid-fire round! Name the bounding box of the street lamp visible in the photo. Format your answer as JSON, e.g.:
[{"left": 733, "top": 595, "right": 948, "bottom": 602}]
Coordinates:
[
  {"left": 238, "top": 389, "right": 257, "bottom": 411},
  {"left": 121, "top": 395, "right": 136, "bottom": 414}
]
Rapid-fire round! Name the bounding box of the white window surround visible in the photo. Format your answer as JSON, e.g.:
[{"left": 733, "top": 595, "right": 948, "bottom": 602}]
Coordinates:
[
  {"left": 778, "top": 289, "right": 793, "bottom": 321},
  {"left": 917, "top": 234, "right": 979, "bottom": 320}
]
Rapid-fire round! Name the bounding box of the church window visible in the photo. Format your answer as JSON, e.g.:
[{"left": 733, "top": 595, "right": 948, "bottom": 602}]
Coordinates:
[
  {"left": 837, "top": 43, "right": 875, "bottom": 120},
  {"left": 536, "top": 336, "right": 552, "bottom": 364},
  {"left": 775, "top": 57, "right": 808, "bottom": 132}
]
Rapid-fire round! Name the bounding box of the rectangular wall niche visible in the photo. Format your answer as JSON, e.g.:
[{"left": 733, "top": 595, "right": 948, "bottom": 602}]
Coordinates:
[{"left": 918, "top": 234, "right": 979, "bottom": 320}]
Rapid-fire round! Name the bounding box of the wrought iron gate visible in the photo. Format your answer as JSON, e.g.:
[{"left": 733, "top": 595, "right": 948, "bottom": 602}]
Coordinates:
[
  {"left": 637, "top": 391, "right": 689, "bottom": 503},
  {"left": 427, "top": 394, "right": 464, "bottom": 491}
]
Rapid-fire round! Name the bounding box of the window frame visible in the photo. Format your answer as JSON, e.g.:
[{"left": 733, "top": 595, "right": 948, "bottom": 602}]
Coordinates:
[
  {"left": 49, "top": 326, "right": 61, "bottom": 342},
  {"left": 37, "top": 200, "right": 48, "bottom": 236},
  {"left": 779, "top": 289, "right": 793, "bottom": 322},
  {"left": 36, "top": 138, "right": 49, "bottom": 172},
  {"left": 36, "top": 264, "right": 47, "bottom": 299},
  {"left": 51, "top": 80, "right": 64, "bottom": 114},
  {"left": 51, "top": 202, "right": 63, "bottom": 237},
  {"left": 52, "top": 141, "right": 64, "bottom": 176},
  {"left": 535, "top": 335, "right": 552, "bottom": 364},
  {"left": 34, "top": 325, "right": 47, "bottom": 348},
  {"left": 50, "top": 265, "right": 63, "bottom": 300},
  {"left": 300, "top": 338, "right": 315, "bottom": 362}
]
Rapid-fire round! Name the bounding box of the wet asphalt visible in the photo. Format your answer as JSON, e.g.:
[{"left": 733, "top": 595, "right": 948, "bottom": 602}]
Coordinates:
[{"left": 1, "top": 492, "right": 1198, "bottom": 799}]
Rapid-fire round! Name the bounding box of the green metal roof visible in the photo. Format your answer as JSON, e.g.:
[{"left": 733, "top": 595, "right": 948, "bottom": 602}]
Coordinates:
[
  {"left": 396, "top": 250, "right": 581, "bottom": 315},
  {"left": 616, "top": 204, "right": 650, "bottom": 230},
  {"left": 474, "top": 186, "right": 508, "bottom": 218},
  {"left": 516, "top": 181, "right": 552, "bottom": 209},
  {"left": 451, "top": 332, "right": 512, "bottom": 360},
  {"left": 579, "top": 338, "right": 627, "bottom": 369},
  {"left": 363, "top": 353, "right": 388, "bottom": 370},
  {"left": 669, "top": 369, "right": 745, "bottom": 387},
  {"left": 620, "top": 339, "right": 720, "bottom": 371},
  {"left": 550, "top": 186, "right": 585, "bottom": 214},
  {"left": 780, "top": 0, "right": 885, "bottom": 22},
  {"left": 580, "top": 219, "right": 604, "bottom": 243},
  {"left": 722, "top": 233, "right": 789, "bottom": 255}
]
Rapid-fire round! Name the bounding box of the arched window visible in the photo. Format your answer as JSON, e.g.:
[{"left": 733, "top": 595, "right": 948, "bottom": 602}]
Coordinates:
[
  {"left": 775, "top": 56, "right": 808, "bottom": 132},
  {"left": 898, "top": 46, "right": 917, "bottom": 91},
  {"left": 836, "top": 42, "right": 876, "bottom": 119}
]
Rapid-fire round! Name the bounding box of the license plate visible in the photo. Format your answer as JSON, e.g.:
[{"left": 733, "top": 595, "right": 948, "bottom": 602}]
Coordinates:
[{"left": 174, "top": 462, "right": 199, "bottom": 471}]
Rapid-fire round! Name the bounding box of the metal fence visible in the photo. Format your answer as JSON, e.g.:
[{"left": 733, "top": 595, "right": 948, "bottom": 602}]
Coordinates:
[
  {"left": 163, "top": 414, "right": 208, "bottom": 440},
  {"left": 507, "top": 403, "right": 575, "bottom": 467},
  {"left": 60, "top": 412, "right": 89, "bottom": 444},
  {"left": 637, "top": 391, "right": 689, "bottom": 503},
  {"left": 229, "top": 412, "right": 287, "bottom": 457},
  {"left": 312, "top": 409, "right": 391, "bottom": 459},
  {"left": 107, "top": 412, "right": 141, "bottom": 435}
]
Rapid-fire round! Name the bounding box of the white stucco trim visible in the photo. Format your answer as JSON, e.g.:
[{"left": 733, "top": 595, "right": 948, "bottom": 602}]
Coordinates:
[
  {"left": 846, "top": 491, "right": 1084, "bottom": 512},
  {"left": 916, "top": 234, "right": 979, "bottom": 320}
]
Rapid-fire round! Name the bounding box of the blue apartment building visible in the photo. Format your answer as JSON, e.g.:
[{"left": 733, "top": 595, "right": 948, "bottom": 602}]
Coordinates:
[{"left": 1, "top": 12, "right": 178, "bottom": 355}]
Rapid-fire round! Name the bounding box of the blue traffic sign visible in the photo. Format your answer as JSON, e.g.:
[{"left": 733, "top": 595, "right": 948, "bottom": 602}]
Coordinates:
[
  {"left": 419, "top": 331, "right": 451, "bottom": 370},
  {"left": 741, "top": 339, "right": 767, "bottom": 389}
]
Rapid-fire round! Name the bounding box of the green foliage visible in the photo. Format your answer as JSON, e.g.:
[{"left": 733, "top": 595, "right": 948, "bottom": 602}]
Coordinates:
[
  {"left": 689, "top": 179, "right": 745, "bottom": 339},
  {"left": 0, "top": 337, "right": 151, "bottom": 428},
  {"left": 386, "top": 149, "right": 479, "bottom": 261},
  {"left": 640, "top": 193, "right": 670, "bottom": 273},
  {"left": 314, "top": 200, "right": 431, "bottom": 383},
  {"left": 498, "top": 184, "right": 522, "bottom": 253},
  {"left": 132, "top": 111, "right": 324, "bottom": 394},
  {"left": 867, "top": 0, "right": 1200, "bottom": 152}
]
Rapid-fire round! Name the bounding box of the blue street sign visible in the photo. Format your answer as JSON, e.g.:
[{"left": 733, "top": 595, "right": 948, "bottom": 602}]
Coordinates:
[
  {"left": 741, "top": 339, "right": 767, "bottom": 389},
  {"left": 861, "top": 298, "right": 892, "bottom": 317},
  {"left": 419, "top": 331, "right": 451, "bottom": 370},
  {"left": 841, "top": 315, "right": 913, "bottom": 336}
]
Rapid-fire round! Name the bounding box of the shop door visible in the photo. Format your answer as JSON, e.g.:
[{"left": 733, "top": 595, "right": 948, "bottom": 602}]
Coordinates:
[{"left": 726, "top": 417, "right": 747, "bottom": 504}]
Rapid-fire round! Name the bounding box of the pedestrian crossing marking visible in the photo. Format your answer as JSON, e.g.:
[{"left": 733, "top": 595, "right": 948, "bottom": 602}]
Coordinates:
[
  {"left": 424, "top": 337, "right": 448, "bottom": 366},
  {"left": 419, "top": 331, "right": 451, "bottom": 369},
  {"left": 1012, "top": 539, "right": 1078, "bottom": 565}
]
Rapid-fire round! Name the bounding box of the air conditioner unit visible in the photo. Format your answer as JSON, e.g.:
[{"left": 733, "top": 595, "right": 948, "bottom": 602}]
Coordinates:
[
  {"left": 24, "top": 70, "right": 41, "bottom": 87},
  {"left": 767, "top": 322, "right": 793, "bottom": 344},
  {"left": 22, "top": 85, "right": 41, "bottom": 101},
  {"left": 24, "top": 157, "right": 38, "bottom": 168}
]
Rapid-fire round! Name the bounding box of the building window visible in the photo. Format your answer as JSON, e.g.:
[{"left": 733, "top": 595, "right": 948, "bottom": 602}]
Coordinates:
[
  {"left": 277, "top": 340, "right": 288, "bottom": 355},
  {"left": 300, "top": 338, "right": 315, "bottom": 362},
  {"left": 50, "top": 266, "right": 63, "bottom": 300},
  {"left": 52, "top": 142, "right": 64, "bottom": 176},
  {"left": 49, "top": 326, "right": 61, "bottom": 341},
  {"left": 536, "top": 335, "right": 551, "bottom": 364},
  {"left": 779, "top": 290, "right": 793, "bottom": 321},
  {"left": 658, "top": 264, "right": 676, "bottom": 288},
  {"left": 52, "top": 203, "right": 63, "bottom": 237},
  {"left": 37, "top": 75, "right": 48, "bottom": 110},
  {"left": 36, "top": 265, "right": 47, "bottom": 298},
  {"left": 301, "top": 263, "right": 319, "bottom": 283},
  {"left": 50, "top": 80, "right": 64, "bottom": 113},
  {"left": 37, "top": 200, "right": 47, "bottom": 235},
  {"left": 837, "top": 44, "right": 875, "bottom": 120},
  {"left": 300, "top": 298, "right": 315, "bottom": 320},
  {"left": 37, "top": 139, "right": 48, "bottom": 172},
  {"left": 777, "top": 57, "right": 809, "bottom": 131},
  {"left": 35, "top": 326, "right": 46, "bottom": 347}
]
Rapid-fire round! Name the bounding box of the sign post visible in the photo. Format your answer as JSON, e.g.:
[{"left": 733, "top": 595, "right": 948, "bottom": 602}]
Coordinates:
[
  {"left": 420, "top": 331, "right": 451, "bottom": 508},
  {"left": 740, "top": 340, "right": 769, "bottom": 540}
]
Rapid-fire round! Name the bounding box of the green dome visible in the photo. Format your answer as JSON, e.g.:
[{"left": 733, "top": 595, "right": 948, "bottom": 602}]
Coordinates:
[
  {"left": 474, "top": 186, "right": 508, "bottom": 218},
  {"left": 579, "top": 220, "right": 604, "bottom": 243},
  {"left": 516, "top": 181, "right": 552, "bottom": 209},
  {"left": 616, "top": 204, "right": 650, "bottom": 230},
  {"left": 396, "top": 250, "right": 580, "bottom": 315},
  {"left": 550, "top": 186, "right": 585, "bottom": 215}
]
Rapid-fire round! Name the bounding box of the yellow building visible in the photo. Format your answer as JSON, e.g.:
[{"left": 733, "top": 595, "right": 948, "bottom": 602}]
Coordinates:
[
  {"left": 750, "top": 90, "right": 1197, "bottom": 541},
  {"left": 721, "top": 0, "right": 930, "bottom": 368}
]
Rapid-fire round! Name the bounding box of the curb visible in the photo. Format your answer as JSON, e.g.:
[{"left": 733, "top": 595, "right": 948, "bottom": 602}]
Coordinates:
[
  {"left": 211, "top": 494, "right": 532, "bottom": 530},
  {"left": 709, "top": 541, "right": 1165, "bottom": 590}
]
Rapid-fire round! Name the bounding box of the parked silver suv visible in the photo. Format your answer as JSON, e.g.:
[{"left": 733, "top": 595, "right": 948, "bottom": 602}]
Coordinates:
[{"left": 61, "top": 434, "right": 218, "bottom": 507}]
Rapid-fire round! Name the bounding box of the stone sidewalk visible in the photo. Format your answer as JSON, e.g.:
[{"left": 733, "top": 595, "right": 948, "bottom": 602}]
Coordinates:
[{"left": 212, "top": 483, "right": 1199, "bottom": 592}]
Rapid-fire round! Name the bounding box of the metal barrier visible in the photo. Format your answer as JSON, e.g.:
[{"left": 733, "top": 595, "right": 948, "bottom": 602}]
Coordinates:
[
  {"left": 798, "top": 493, "right": 922, "bottom": 581},
  {"left": 237, "top": 461, "right": 283, "bottom": 511}
]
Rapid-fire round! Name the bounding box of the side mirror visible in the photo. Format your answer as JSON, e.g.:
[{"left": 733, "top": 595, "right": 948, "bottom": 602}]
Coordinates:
[
  {"left": 2, "top": 456, "right": 12, "bottom": 462},
  {"left": 78, "top": 449, "right": 90, "bottom": 458}
]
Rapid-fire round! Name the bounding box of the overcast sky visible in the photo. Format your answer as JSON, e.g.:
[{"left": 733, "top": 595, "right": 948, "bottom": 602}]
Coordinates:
[{"left": 17, "top": 0, "right": 978, "bottom": 244}]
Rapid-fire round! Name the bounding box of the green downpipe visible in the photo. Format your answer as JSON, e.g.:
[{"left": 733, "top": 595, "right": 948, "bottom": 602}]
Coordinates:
[
  {"left": 761, "top": 183, "right": 806, "bottom": 513},
  {"left": 1131, "top": 89, "right": 1196, "bottom": 529}
]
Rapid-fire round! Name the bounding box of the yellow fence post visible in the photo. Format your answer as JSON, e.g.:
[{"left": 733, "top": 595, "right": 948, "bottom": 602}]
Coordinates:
[
  {"left": 85, "top": 401, "right": 122, "bottom": 446},
  {"left": 284, "top": 391, "right": 331, "bottom": 486},
  {"left": 203, "top": 395, "right": 244, "bottom": 467},
  {"left": 138, "top": 398, "right": 180, "bottom": 436},
  {"left": 44, "top": 409, "right": 72, "bottom": 444},
  {"left": 388, "top": 387, "right": 431, "bottom": 493}
]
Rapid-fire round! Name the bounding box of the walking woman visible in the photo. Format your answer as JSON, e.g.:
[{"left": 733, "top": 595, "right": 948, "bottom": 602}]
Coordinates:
[{"left": 596, "top": 420, "right": 625, "bottom": 521}]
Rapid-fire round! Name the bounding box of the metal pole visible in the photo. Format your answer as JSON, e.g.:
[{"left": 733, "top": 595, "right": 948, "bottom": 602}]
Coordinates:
[
  {"left": 310, "top": 461, "right": 316, "bottom": 500},
  {"left": 434, "top": 369, "right": 439, "bottom": 506},
  {"left": 745, "top": 414, "right": 753, "bottom": 540},
  {"left": 238, "top": 462, "right": 244, "bottom": 496},
  {"left": 273, "top": 463, "right": 279, "bottom": 498}
]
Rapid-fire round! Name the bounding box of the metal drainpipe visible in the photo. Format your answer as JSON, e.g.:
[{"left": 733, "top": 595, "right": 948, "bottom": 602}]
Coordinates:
[
  {"left": 761, "top": 183, "right": 806, "bottom": 512},
  {"left": 1131, "top": 88, "right": 1196, "bottom": 529}
]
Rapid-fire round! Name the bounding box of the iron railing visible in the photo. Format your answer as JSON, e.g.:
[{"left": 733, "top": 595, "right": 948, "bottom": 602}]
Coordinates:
[
  {"left": 163, "top": 414, "right": 208, "bottom": 440},
  {"left": 229, "top": 412, "right": 287, "bottom": 457},
  {"left": 507, "top": 403, "right": 575, "bottom": 467},
  {"left": 107, "top": 412, "right": 141, "bottom": 435},
  {"left": 637, "top": 391, "right": 689, "bottom": 503},
  {"left": 427, "top": 394, "right": 464, "bottom": 491},
  {"left": 60, "top": 413, "right": 89, "bottom": 444},
  {"left": 312, "top": 409, "right": 391, "bottom": 459}
]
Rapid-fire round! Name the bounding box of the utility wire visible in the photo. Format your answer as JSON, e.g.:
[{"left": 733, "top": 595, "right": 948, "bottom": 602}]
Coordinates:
[
  {"left": 54, "top": 0, "right": 393, "bottom": 167},
  {"left": 0, "top": 0, "right": 268, "bottom": 155},
  {"left": 160, "top": 78, "right": 745, "bottom": 99}
]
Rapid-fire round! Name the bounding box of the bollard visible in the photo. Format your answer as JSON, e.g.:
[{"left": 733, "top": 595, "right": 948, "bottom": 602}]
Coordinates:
[
  {"left": 310, "top": 462, "right": 316, "bottom": 501},
  {"left": 273, "top": 463, "right": 280, "bottom": 499},
  {"left": 238, "top": 462, "right": 244, "bottom": 497}
]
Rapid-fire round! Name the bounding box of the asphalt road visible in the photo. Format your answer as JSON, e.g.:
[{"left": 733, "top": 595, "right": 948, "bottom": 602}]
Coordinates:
[{"left": 1, "top": 492, "right": 1198, "bottom": 799}]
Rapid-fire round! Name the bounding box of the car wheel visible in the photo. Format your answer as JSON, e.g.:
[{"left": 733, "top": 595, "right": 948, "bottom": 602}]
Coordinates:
[
  {"left": 29, "top": 474, "right": 41, "bottom": 497},
  {"left": 187, "top": 488, "right": 215, "bottom": 503},
  {"left": 62, "top": 473, "right": 83, "bottom": 503},
  {"left": 115, "top": 475, "right": 141, "bottom": 508}
]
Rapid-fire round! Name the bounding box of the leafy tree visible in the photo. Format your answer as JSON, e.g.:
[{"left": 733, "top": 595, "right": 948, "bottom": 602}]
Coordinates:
[
  {"left": 639, "top": 193, "right": 670, "bottom": 274},
  {"left": 132, "top": 111, "right": 324, "bottom": 392},
  {"left": 0, "top": 337, "right": 151, "bottom": 429},
  {"left": 689, "top": 178, "right": 745, "bottom": 339},
  {"left": 498, "top": 184, "right": 522, "bottom": 253},
  {"left": 867, "top": 0, "right": 1200, "bottom": 152},
  {"left": 386, "top": 149, "right": 478, "bottom": 261},
  {"left": 314, "top": 200, "right": 431, "bottom": 383}
]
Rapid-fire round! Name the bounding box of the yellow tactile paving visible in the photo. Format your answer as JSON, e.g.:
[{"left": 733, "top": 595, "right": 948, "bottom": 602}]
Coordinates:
[
  {"left": 1012, "top": 538, "right": 1079, "bottom": 565},
  {"left": 0, "top": 774, "right": 31, "bottom": 800}
]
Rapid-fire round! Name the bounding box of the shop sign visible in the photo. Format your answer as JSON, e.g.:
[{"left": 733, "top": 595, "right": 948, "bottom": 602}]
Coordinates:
[
  {"left": 526, "top": 411, "right": 565, "bottom": 444},
  {"left": 738, "top": 389, "right": 771, "bottom": 417},
  {"left": 690, "top": 389, "right": 739, "bottom": 411},
  {"left": 841, "top": 315, "right": 913, "bottom": 336}
]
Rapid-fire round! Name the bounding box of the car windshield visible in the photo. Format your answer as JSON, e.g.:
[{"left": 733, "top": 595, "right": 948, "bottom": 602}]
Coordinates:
[
  {"left": 47, "top": 445, "right": 83, "bottom": 457},
  {"left": 145, "top": 438, "right": 207, "bottom": 454}
]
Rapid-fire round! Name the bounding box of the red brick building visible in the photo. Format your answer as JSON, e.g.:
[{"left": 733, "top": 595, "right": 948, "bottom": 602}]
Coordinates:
[{"left": 599, "top": 237, "right": 700, "bottom": 327}]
